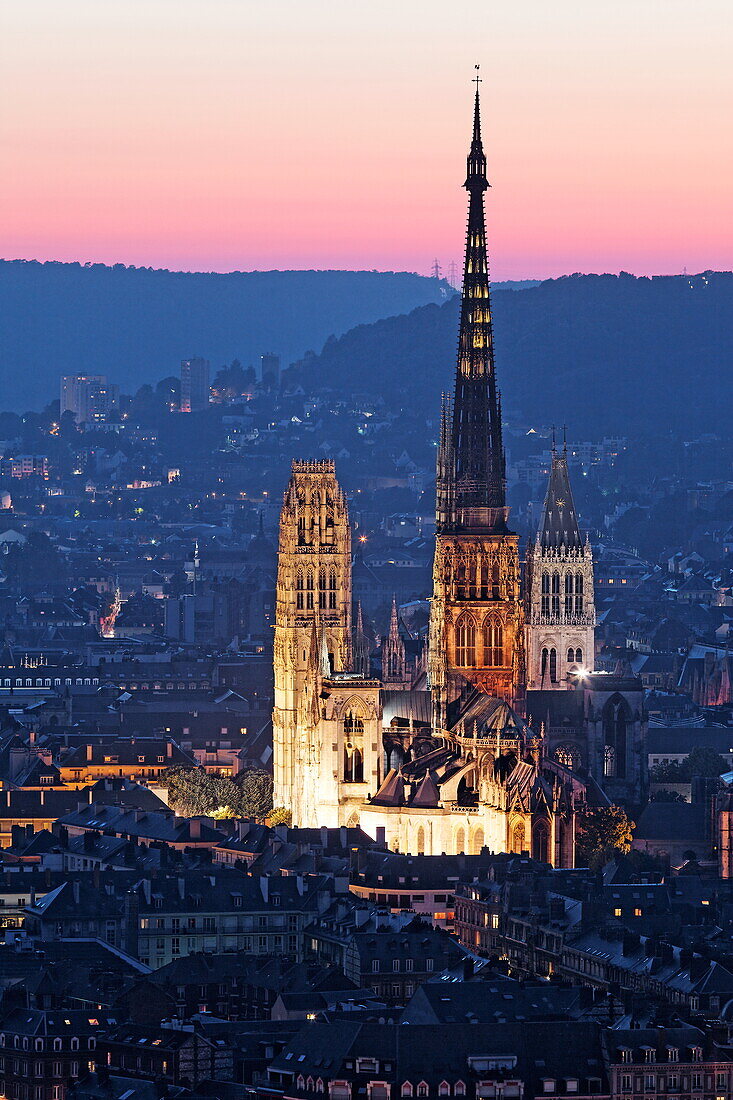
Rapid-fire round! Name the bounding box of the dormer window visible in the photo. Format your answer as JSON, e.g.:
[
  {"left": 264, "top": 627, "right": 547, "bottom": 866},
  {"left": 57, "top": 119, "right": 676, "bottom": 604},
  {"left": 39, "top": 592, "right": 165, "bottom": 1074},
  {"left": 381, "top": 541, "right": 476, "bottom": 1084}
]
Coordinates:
[
  {"left": 667, "top": 1048, "right": 679, "bottom": 1063},
  {"left": 691, "top": 1047, "right": 703, "bottom": 1063},
  {"left": 402, "top": 1085, "right": 413, "bottom": 1098},
  {"left": 542, "top": 1080, "right": 556, "bottom": 1093},
  {"left": 620, "top": 1050, "right": 632, "bottom": 1064},
  {"left": 439, "top": 1084, "right": 450, "bottom": 1097},
  {"left": 644, "top": 1049, "right": 655, "bottom": 1064},
  {"left": 566, "top": 1080, "right": 578, "bottom": 1093}
]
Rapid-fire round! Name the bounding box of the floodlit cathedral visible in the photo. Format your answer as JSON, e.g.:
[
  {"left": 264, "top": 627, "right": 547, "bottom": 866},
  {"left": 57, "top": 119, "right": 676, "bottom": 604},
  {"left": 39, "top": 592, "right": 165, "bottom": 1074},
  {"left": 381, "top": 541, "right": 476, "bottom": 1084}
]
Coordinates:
[{"left": 272, "top": 84, "right": 647, "bottom": 863}]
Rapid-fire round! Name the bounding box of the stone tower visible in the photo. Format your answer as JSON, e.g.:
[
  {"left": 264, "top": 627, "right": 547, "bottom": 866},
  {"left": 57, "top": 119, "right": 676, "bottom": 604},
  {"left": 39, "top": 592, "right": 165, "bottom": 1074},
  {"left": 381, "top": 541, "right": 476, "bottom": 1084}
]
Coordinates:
[
  {"left": 527, "top": 440, "right": 595, "bottom": 689},
  {"left": 382, "top": 597, "right": 408, "bottom": 686},
  {"left": 429, "top": 84, "right": 525, "bottom": 729},
  {"left": 272, "top": 460, "right": 352, "bottom": 819}
]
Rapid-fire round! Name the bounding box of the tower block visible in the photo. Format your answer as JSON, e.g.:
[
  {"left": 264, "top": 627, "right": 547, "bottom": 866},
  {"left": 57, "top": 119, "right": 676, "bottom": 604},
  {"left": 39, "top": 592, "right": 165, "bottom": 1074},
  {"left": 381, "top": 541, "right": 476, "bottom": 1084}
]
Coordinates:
[
  {"left": 429, "top": 84, "right": 525, "bottom": 728},
  {"left": 272, "top": 460, "right": 352, "bottom": 818}
]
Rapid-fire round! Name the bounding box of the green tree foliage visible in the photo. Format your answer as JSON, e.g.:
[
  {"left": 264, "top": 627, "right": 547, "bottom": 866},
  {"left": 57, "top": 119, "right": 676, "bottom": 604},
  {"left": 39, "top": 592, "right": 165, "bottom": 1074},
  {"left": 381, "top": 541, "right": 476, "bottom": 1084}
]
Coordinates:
[
  {"left": 269, "top": 806, "right": 292, "bottom": 826},
  {"left": 576, "top": 804, "right": 635, "bottom": 870},
  {"left": 650, "top": 789, "right": 687, "bottom": 803},
  {"left": 650, "top": 746, "right": 727, "bottom": 783},
  {"left": 162, "top": 766, "right": 273, "bottom": 822}
]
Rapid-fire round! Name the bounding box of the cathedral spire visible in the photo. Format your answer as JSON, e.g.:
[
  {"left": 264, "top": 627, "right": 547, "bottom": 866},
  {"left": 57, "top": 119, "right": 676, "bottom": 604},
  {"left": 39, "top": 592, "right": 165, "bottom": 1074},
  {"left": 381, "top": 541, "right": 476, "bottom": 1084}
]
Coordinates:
[
  {"left": 538, "top": 439, "right": 582, "bottom": 550},
  {"left": 438, "top": 74, "right": 506, "bottom": 534}
]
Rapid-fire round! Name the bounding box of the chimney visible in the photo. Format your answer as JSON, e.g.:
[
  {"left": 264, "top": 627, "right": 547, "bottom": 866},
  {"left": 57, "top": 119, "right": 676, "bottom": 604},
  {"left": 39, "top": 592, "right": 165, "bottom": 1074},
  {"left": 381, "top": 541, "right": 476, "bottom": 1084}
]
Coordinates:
[
  {"left": 86, "top": 744, "right": 93, "bottom": 761},
  {"left": 189, "top": 819, "right": 201, "bottom": 840},
  {"left": 166, "top": 740, "right": 173, "bottom": 759},
  {"left": 177, "top": 877, "right": 185, "bottom": 901},
  {"left": 376, "top": 826, "right": 386, "bottom": 849},
  {"left": 339, "top": 825, "right": 347, "bottom": 849},
  {"left": 260, "top": 876, "right": 269, "bottom": 904},
  {"left": 320, "top": 826, "right": 329, "bottom": 850},
  {"left": 72, "top": 880, "right": 80, "bottom": 905}
]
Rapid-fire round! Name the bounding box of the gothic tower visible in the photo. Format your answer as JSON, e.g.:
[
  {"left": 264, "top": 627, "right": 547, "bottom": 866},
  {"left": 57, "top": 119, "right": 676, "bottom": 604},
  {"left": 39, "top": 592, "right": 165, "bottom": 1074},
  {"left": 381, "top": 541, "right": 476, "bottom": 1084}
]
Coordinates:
[
  {"left": 272, "top": 460, "right": 352, "bottom": 820},
  {"left": 382, "top": 596, "right": 408, "bottom": 686},
  {"left": 429, "top": 84, "right": 525, "bottom": 728},
  {"left": 526, "top": 439, "right": 595, "bottom": 690}
]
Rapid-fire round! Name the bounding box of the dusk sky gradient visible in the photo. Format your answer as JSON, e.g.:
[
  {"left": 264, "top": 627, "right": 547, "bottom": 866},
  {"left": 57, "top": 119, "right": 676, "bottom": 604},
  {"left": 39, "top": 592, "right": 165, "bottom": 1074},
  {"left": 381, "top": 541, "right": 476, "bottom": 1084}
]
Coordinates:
[{"left": 1, "top": 0, "right": 731, "bottom": 279}]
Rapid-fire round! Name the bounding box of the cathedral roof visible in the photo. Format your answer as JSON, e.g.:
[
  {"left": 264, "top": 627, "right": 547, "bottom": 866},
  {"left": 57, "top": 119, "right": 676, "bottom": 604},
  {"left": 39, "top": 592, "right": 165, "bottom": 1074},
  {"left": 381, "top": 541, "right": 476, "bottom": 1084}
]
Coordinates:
[
  {"left": 381, "top": 689, "right": 433, "bottom": 727},
  {"left": 449, "top": 691, "right": 531, "bottom": 739},
  {"left": 371, "top": 768, "right": 406, "bottom": 807},
  {"left": 411, "top": 771, "right": 441, "bottom": 808},
  {"left": 538, "top": 446, "right": 582, "bottom": 550}
]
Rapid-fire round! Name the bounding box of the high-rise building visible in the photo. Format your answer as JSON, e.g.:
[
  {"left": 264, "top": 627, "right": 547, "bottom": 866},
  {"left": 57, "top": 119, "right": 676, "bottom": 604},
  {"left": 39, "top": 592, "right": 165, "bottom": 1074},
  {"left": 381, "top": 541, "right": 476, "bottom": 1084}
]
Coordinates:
[
  {"left": 180, "top": 357, "right": 210, "bottom": 413},
  {"left": 260, "top": 353, "right": 280, "bottom": 388},
  {"left": 61, "top": 375, "right": 119, "bottom": 423}
]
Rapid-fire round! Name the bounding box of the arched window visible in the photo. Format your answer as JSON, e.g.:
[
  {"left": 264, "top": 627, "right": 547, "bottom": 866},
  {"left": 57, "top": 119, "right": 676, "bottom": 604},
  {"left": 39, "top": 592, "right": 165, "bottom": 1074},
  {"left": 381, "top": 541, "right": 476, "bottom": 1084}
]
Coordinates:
[
  {"left": 575, "top": 647, "right": 583, "bottom": 664},
  {"left": 455, "top": 828, "right": 466, "bottom": 854},
  {"left": 296, "top": 570, "right": 304, "bottom": 611},
  {"left": 575, "top": 572, "right": 584, "bottom": 614},
  {"left": 491, "top": 559, "right": 500, "bottom": 599},
  {"left": 567, "top": 647, "right": 575, "bottom": 665},
  {"left": 551, "top": 573, "right": 560, "bottom": 616},
  {"left": 416, "top": 827, "right": 425, "bottom": 856},
  {"left": 549, "top": 647, "right": 558, "bottom": 683},
  {"left": 541, "top": 647, "right": 549, "bottom": 682},
  {"left": 472, "top": 828, "right": 484, "bottom": 855},
  {"left": 565, "top": 573, "right": 574, "bottom": 615},
  {"left": 483, "top": 617, "right": 504, "bottom": 666},
  {"left": 455, "top": 615, "right": 476, "bottom": 667},
  {"left": 328, "top": 569, "right": 337, "bottom": 609},
  {"left": 512, "top": 821, "right": 525, "bottom": 854},
  {"left": 306, "top": 570, "right": 314, "bottom": 610},
  {"left": 343, "top": 711, "right": 365, "bottom": 783},
  {"left": 467, "top": 560, "right": 477, "bottom": 600},
  {"left": 603, "top": 695, "right": 628, "bottom": 779},
  {"left": 456, "top": 563, "right": 467, "bottom": 600},
  {"left": 318, "top": 568, "right": 327, "bottom": 609},
  {"left": 541, "top": 572, "right": 550, "bottom": 615},
  {"left": 533, "top": 821, "right": 549, "bottom": 863}
]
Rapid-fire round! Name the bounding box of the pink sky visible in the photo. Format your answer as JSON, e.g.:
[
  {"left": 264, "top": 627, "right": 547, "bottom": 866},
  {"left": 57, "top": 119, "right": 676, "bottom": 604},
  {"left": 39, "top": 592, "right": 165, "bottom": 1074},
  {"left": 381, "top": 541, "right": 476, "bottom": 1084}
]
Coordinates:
[{"left": 1, "top": 0, "right": 731, "bottom": 280}]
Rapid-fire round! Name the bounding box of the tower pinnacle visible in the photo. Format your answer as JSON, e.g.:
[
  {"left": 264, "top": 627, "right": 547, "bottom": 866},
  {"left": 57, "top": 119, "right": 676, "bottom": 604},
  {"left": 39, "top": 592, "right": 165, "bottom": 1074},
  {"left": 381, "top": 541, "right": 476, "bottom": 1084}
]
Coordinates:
[{"left": 437, "top": 76, "right": 506, "bottom": 535}]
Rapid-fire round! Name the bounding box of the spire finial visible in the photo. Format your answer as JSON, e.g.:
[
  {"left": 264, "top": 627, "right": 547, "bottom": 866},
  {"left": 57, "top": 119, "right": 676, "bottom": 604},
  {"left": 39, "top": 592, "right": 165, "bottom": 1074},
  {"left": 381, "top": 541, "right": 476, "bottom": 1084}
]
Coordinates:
[
  {"left": 551, "top": 425, "right": 556, "bottom": 453},
  {"left": 562, "top": 424, "right": 568, "bottom": 454}
]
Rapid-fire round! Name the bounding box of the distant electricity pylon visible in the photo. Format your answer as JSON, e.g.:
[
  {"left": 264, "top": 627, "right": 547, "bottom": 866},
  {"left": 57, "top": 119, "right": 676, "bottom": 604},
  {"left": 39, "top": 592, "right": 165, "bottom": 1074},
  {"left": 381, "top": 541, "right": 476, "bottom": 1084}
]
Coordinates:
[
  {"left": 447, "top": 260, "right": 459, "bottom": 289},
  {"left": 430, "top": 258, "right": 442, "bottom": 279}
]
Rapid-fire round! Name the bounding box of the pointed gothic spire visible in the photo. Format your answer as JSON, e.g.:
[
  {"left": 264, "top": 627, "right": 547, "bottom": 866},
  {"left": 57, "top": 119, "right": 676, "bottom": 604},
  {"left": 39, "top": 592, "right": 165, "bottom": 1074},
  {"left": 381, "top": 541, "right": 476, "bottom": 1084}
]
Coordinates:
[
  {"left": 389, "top": 595, "right": 400, "bottom": 640},
  {"left": 538, "top": 442, "right": 582, "bottom": 550},
  {"left": 437, "top": 75, "right": 506, "bottom": 534}
]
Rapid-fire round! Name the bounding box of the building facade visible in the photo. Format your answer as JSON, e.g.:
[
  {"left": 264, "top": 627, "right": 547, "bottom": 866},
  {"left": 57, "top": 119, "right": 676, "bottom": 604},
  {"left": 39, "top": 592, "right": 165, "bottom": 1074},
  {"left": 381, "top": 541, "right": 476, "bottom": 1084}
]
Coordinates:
[
  {"left": 526, "top": 441, "right": 596, "bottom": 691},
  {"left": 272, "top": 86, "right": 645, "bottom": 856}
]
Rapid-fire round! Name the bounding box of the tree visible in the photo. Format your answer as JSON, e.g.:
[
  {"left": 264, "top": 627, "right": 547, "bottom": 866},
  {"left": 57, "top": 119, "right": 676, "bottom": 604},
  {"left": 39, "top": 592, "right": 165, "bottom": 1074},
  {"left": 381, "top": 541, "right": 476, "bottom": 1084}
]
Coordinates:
[
  {"left": 650, "top": 789, "right": 687, "bottom": 803},
  {"left": 161, "top": 766, "right": 273, "bottom": 822},
  {"left": 650, "top": 747, "right": 727, "bottom": 783},
  {"left": 576, "top": 804, "right": 635, "bottom": 869},
  {"left": 270, "top": 807, "right": 292, "bottom": 826},
  {"left": 236, "top": 769, "right": 273, "bottom": 822},
  {"left": 685, "top": 745, "right": 728, "bottom": 778}
]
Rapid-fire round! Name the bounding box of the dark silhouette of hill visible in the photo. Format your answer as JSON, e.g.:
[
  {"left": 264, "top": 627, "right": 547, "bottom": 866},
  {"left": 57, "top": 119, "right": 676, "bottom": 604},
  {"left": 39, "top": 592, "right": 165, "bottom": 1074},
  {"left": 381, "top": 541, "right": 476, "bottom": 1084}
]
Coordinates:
[
  {"left": 294, "top": 272, "right": 733, "bottom": 436},
  {"left": 0, "top": 260, "right": 452, "bottom": 408}
]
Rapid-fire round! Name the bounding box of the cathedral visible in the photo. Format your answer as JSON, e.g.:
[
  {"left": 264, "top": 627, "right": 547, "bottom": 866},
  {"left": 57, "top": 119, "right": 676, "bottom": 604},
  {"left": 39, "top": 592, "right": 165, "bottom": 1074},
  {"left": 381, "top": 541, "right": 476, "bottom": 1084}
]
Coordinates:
[{"left": 272, "top": 86, "right": 647, "bottom": 864}]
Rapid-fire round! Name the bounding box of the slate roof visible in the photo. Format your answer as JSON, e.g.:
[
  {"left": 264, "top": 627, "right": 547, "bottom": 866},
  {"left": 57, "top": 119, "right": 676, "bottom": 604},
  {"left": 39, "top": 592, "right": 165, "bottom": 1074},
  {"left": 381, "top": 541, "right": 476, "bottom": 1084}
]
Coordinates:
[{"left": 539, "top": 449, "right": 583, "bottom": 550}]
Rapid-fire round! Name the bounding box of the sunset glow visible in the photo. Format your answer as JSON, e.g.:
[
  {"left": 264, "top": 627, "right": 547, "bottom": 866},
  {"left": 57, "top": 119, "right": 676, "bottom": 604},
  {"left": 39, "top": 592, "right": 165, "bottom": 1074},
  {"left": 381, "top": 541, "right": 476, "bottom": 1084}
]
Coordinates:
[{"left": 1, "top": 0, "right": 731, "bottom": 279}]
